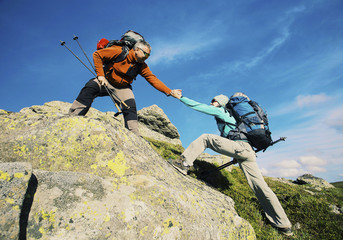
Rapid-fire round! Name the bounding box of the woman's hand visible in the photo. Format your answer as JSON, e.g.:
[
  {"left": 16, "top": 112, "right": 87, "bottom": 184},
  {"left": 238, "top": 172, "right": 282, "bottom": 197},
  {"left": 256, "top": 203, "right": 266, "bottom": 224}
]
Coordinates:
[{"left": 171, "top": 89, "right": 182, "bottom": 99}]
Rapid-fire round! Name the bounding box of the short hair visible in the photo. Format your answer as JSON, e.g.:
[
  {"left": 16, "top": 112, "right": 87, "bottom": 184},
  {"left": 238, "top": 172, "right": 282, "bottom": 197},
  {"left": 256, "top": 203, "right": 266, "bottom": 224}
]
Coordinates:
[{"left": 134, "top": 40, "right": 151, "bottom": 51}]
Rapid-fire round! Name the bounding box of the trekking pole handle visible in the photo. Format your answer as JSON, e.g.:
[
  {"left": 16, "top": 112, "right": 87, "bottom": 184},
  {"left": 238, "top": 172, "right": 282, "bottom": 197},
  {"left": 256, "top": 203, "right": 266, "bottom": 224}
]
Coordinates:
[
  {"left": 73, "top": 34, "right": 96, "bottom": 72},
  {"left": 271, "top": 137, "right": 287, "bottom": 146},
  {"left": 115, "top": 103, "right": 121, "bottom": 112},
  {"left": 255, "top": 137, "right": 287, "bottom": 153},
  {"left": 60, "top": 40, "right": 97, "bottom": 78},
  {"left": 121, "top": 101, "right": 130, "bottom": 109}
]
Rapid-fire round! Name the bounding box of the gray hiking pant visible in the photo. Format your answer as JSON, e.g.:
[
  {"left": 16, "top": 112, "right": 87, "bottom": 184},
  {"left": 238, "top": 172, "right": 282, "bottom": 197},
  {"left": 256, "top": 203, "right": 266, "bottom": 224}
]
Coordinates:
[
  {"left": 182, "top": 133, "right": 291, "bottom": 229},
  {"left": 69, "top": 78, "right": 140, "bottom": 136}
]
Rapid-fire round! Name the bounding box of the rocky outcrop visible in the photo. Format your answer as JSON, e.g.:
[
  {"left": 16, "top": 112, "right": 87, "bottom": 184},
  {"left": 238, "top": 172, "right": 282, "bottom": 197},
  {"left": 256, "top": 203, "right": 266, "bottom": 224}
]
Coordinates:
[
  {"left": 329, "top": 204, "right": 343, "bottom": 215},
  {"left": 295, "top": 174, "right": 335, "bottom": 190},
  {"left": 138, "top": 105, "right": 181, "bottom": 145},
  {"left": 0, "top": 101, "right": 256, "bottom": 240},
  {"left": 138, "top": 104, "right": 180, "bottom": 140},
  {"left": 0, "top": 162, "right": 32, "bottom": 239}
]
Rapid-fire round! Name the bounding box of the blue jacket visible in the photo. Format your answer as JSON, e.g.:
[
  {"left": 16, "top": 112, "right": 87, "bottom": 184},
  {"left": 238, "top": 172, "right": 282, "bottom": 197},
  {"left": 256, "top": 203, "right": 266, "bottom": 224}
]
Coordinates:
[{"left": 180, "top": 96, "right": 236, "bottom": 138}]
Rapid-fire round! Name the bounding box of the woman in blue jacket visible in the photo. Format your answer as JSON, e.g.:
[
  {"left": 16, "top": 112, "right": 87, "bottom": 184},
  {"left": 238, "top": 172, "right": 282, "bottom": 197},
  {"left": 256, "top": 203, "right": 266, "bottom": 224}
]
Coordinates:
[{"left": 169, "top": 90, "right": 293, "bottom": 236}]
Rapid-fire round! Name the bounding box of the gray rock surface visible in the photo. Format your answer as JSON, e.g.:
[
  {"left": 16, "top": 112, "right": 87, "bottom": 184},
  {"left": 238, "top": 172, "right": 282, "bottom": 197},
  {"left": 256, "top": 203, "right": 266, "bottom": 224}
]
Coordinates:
[
  {"left": 295, "top": 173, "right": 334, "bottom": 189},
  {"left": 0, "top": 162, "right": 32, "bottom": 240},
  {"left": 329, "top": 204, "right": 343, "bottom": 214},
  {"left": 0, "top": 101, "right": 256, "bottom": 240},
  {"left": 138, "top": 104, "right": 180, "bottom": 139}
]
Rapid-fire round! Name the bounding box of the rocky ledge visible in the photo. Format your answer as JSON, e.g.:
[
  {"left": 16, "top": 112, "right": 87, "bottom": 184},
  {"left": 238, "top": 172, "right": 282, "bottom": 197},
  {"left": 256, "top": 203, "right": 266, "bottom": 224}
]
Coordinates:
[{"left": 0, "top": 101, "right": 256, "bottom": 240}]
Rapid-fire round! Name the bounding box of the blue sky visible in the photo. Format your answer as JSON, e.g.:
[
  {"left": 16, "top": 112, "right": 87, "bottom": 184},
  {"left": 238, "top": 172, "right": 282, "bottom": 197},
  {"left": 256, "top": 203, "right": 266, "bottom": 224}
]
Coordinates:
[{"left": 1, "top": 0, "right": 342, "bottom": 183}]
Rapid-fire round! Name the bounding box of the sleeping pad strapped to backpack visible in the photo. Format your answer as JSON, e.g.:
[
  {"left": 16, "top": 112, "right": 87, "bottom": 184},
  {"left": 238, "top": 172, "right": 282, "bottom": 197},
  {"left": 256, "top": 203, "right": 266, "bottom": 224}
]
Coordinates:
[{"left": 226, "top": 92, "right": 273, "bottom": 152}]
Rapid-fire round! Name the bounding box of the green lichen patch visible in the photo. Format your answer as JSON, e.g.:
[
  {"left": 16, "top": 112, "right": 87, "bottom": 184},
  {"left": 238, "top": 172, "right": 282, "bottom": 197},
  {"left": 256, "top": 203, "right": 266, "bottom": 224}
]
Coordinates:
[{"left": 143, "top": 137, "right": 184, "bottom": 160}]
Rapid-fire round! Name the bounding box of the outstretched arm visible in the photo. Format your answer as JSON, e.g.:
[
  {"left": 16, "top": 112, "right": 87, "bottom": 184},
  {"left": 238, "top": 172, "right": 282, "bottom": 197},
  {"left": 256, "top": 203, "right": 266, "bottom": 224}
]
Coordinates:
[{"left": 173, "top": 90, "right": 223, "bottom": 117}]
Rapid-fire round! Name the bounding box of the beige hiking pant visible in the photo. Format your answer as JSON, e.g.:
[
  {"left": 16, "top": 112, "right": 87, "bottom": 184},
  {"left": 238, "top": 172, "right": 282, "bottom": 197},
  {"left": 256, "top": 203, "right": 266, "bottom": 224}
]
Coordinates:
[
  {"left": 182, "top": 133, "right": 291, "bottom": 228},
  {"left": 69, "top": 78, "right": 139, "bottom": 136}
]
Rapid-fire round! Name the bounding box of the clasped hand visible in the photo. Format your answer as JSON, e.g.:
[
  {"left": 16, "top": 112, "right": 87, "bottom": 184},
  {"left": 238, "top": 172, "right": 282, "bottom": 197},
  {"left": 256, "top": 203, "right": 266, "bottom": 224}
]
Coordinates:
[{"left": 170, "top": 89, "right": 182, "bottom": 99}]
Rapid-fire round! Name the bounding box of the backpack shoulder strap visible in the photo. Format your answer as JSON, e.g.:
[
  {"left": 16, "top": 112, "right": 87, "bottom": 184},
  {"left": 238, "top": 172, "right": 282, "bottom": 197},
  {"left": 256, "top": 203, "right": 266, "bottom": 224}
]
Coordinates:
[
  {"left": 103, "top": 46, "right": 130, "bottom": 77},
  {"left": 104, "top": 46, "right": 144, "bottom": 80},
  {"left": 215, "top": 108, "right": 237, "bottom": 128},
  {"left": 111, "top": 46, "right": 130, "bottom": 63}
]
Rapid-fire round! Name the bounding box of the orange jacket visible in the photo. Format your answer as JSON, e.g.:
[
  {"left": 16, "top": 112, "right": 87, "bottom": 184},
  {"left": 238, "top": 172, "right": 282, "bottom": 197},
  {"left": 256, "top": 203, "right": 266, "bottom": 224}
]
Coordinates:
[{"left": 93, "top": 46, "right": 171, "bottom": 95}]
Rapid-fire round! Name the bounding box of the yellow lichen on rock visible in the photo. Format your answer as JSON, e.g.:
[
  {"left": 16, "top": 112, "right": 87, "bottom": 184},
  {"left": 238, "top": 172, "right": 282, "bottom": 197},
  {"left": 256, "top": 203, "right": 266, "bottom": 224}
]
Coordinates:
[
  {"left": 107, "top": 151, "right": 129, "bottom": 177},
  {"left": 162, "top": 217, "right": 181, "bottom": 235},
  {"left": 14, "top": 172, "right": 24, "bottom": 178},
  {"left": 0, "top": 170, "right": 11, "bottom": 181}
]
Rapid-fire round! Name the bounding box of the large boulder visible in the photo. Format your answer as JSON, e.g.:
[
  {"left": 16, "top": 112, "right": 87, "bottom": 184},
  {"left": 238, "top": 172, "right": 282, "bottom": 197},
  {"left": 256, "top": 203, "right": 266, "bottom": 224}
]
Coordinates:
[
  {"left": 295, "top": 174, "right": 335, "bottom": 189},
  {"left": 0, "top": 101, "right": 256, "bottom": 240},
  {"left": 138, "top": 104, "right": 180, "bottom": 140},
  {"left": 0, "top": 162, "right": 32, "bottom": 240}
]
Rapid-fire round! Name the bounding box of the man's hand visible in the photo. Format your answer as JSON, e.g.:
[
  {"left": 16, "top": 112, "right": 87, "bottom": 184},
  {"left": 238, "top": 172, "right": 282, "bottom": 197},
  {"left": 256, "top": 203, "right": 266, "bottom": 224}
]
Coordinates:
[
  {"left": 97, "top": 76, "right": 109, "bottom": 86},
  {"left": 170, "top": 89, "right": 182, "bottom": 99}
]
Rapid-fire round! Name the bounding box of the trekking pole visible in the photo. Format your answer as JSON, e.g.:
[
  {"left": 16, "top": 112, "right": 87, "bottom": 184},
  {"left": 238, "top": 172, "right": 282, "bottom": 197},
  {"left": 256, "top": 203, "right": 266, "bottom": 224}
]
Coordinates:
[
  {"left": 69, "top": 37, "right": 125, "bottom": 115},
  {"left": 73, "top": 35, "right": 96, "bottom": 72},
  {"left": 215, "top": 158, "right": 238, "bottom": 171},
  {"left": 63, "top": 38, "right": 129, "bottom": 111},
  {"left": 267, "top": 137, "right": 287, "bottom": 147},
  {"left": 199, "top": 159, "right": 238, "bottom": 178},
  {"left": 201, "top": 137, "right": 287, "bottom": 177},
  {"left": 60, "top": 40, "right": 129, "bottom": 114},
  {"left": 60, "top": 40, "right": 95, "bottom": 77}
]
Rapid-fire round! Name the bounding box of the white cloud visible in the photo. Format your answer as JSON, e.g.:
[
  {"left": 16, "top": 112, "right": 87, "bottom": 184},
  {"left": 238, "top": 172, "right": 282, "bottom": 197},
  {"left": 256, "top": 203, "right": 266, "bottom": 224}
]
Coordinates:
[
  {"left": 272, "top": 93, "right": 331, "bottom": 116},
  {"left": 216, "top": 5, "right": 307, "bottom": 76},
  {"left": 261, "top": 156, "right": 329, "bottom": 179},
  {"left": 148, "top": 31, "right": 221, "bottom": 65},
  {"left": 267, "top": 159, "right": 307, "bottom": 178},
  {"left": 177, "top": 5, "right": 304, "bottom": 81},
  {"left": 326, "top": 107, "right": 343, "bottom": 131},
  {"left": 260, "top": 111, "right": 343, "bottom": 180},
  {"left": 213, "top": 27, "right": 290, "bottom": 76},
  {"left": 261, "top": 167, "right": 269, "bottom": 176},
  {"left": 272, "top": 167, "right": 306, "bottom": 178},
  {"left": 307, "top": 166, "right": 327, "bottom": 173},
  {"left": 296, "top": 93, "right": 330, "bottom": 108},
  {"left": 274, "top": 159, "right": 301, "bottom": 169},
  {"left": 286, "top": 5, "right": 306, "bottom": 15},
  {"left": 299, "top": 156, "right": 326, "bottom": 166},
  {"left": 252, "top": 94, "right": 343, "bottom": 182}
]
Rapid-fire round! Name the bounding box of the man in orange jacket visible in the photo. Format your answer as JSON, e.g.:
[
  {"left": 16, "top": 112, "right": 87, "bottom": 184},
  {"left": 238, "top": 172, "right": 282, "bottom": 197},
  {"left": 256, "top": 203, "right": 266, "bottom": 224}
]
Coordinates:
[{"left": 69, "top": 39, "right": 178, "bottom": 135}]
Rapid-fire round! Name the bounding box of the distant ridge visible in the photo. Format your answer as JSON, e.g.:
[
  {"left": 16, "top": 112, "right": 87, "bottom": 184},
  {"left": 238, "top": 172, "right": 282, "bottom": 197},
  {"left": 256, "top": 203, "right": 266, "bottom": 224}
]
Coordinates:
[{"left": 331, "top": 181, "right": 343, "bottom": 188}]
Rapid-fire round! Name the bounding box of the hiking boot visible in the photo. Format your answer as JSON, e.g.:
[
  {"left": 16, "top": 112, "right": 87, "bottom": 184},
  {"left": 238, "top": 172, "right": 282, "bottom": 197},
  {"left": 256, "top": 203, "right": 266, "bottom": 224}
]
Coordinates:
[
  {"left": 168, "top": 158, "right": 190, "bottom": 175},
  {"left": 277, "top": 227, "right": 293, "bottom": 236}
]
